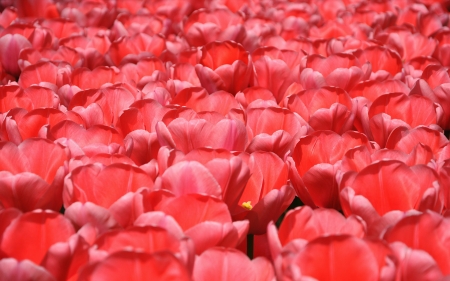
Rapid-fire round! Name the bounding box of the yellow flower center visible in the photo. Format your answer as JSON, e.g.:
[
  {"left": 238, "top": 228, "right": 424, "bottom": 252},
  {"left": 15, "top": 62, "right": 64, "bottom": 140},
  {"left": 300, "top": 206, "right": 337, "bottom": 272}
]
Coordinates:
[{"left": 241, "top": 201, "right": 253, "bottom": 210}]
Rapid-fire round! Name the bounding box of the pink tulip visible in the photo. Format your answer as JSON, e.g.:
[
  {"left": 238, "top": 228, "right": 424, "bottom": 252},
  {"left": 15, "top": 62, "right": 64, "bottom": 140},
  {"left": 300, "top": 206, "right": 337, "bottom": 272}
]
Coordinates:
[{"left": 0, "top": 34, "right": 32, "bottom": 77}]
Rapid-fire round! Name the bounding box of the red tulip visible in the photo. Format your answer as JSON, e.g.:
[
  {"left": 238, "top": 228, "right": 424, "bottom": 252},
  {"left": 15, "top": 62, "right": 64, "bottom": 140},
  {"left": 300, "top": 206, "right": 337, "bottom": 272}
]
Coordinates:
[
  {"left": 251, "top": 49, "right": 296, "bottom": 103},
  {"left": 384, "top": 211, "right": 450, "bottom": 275},
  {"left": 59, "top": 1, "right": 117, "bottom": 28},
  {"left": 390, "top": 241, "right": 445, "bottom": 281},
  {"left": 166, "top": 63, "right": 201, "bottom": 94},
  {"left": 193, "top": 247, "right": 275, "bottom": 281},
  {"left": 1, "top": 109, "right": 26, "bottom": 145},
  {"left": 1, "top": 210, "right": 75, "bottom": 264},
  {"left": 70, "top": 152, "right": 136, "bottom": 168},
  {"left": 59, "top": 139, "right": 126, "bottom": 164},
  {"left": 183, "top": 9, "right": 245, "bottom": 47},
  {"left": 92, "top": 226, "right": 187, "bottom": 257},
  {"left": 0, "top": 258, "right": 56, "bottom": 281},
  {"left": 404, "top": 58, "right": 435, "bottom": 89},
  {"left": 350, "top": 79, "right": 413, "bottom": 136},
  {"left": 39, "top": 234, "right": 90, "bottom": 281},
  {"left": 195, "top": 41, "right": 251, "bottom": 94},
  {"left": 124, "top": 130, "right": 160, "bottom": 169},
  {"left": 286, "top": 86, "right": 355, "bottom": 134},
  {"left": 367, "top": 93, "right": 442, "bottom": 147},
  {"left": 78, "top": 251, "right": 190, "bottom": 281},
  {"left": 156, "top": 160, "right": 222, "bottom": 198},
  {"left": 280, "top": 16, "right": 309, "bottom": 40},
  {"left": 0, "top": 8, "right": 17, "bottom": 29},
  {"left": 156, "top": 116, "right": 247, "bottom": 153},
  {"left": 5, "top": 25, "right": 53, "bottom": 54},
  {"left": 0, "top": 85, "right": 36, "bottom": 113},
  {"left": 341, "top": 161, "right": 443, "bottom": 225},
  {"left": 437, "top": 158, "right": 450, "bottom": 211},
  {"left": 434, "top": 30, "right": 450, "bottom": 67},
  {"left": 63, "top": 163, "right": 154, "bottom": 208},
  {"left": 356, "top": 45, "right": 403, "bottom": 79},
  {"left": 307, "top": 15, "right": 347, "bottom": 36},
  {"left": 396, "top": 4, "right": 427, "bottom": 27},
  {"left": 360, "top": 210, "right": 417, "bottom": 239},
  {"left": 64, "top": 202, "right": 120, "bottom": 235},
  {"left": 134, "top": 210, "right": 184, "bottom": 237},
  {"left": 18, "top": 61, "right": 72, "bottom": 90},
  {"left": 0, "top": 34, "right": 32, "bottom": 77},
  {"left": 183, "top": 148, "right": 250, "bottom": 213},
  {"left": 375, "top": 27, "right": 437, "bottom": 61},
  {"left": 111, "top": 13, "right": 164, "bottom": 38},
  {"left": 350, "top": 5, "right": 397, "bottom": 29},
  {"left": 350, "top": 79, "right": 410, "bottom": 101},
  {"left": 150, "top": 192, "right": 249, "bottom": 255},
  {"left": 385, "top": 126, "right": 448, "bottom": 156},
  {"left": 119, "top": 99, "right": 171, "bottom": 135},
  {"left": 59, "top": 34, "right": 111, "bottom": 69},
  {"left": 281, "top": 2, "right": 319, "bottom": 22},
  {"left": 276, "top": 206, "right": 366, "bottom": 246},
  {"left": 21, "top": 46, "right": 83, "bottom": 70},
  {"left": 71, "top": 67, "right": 125, "bottom": 89},
  {"left": 417, "top": 12, "right": 443, "bottom": 37},
  {"left": 50, "top": 120, "right": 124, "bottom": 151},
  {"left": 340, "top": 144, "right": 435, "bottom": 176},
  {"left": 156, "top": 146, "right": 186, "bottom": 176},
  {"left": 143, "top": 0, "right": 193, "bottom": 22},
  {"left": 15, "top": 0, "right": 59, "bottom": 19},
  {"left": 418, "top": 65, "right": 450, "bottom": 91},
  {"left": 0, "top": 208, "right": 21, "bottom": 238},
  {"left": 120, "top": 57, "right": 166, "bottom": 86},
  {"left": 289, "top": 130, "right": 373, "bottom": 209},
  {"left": 410, "top": 65, "right": 450, "bottom": 129},
  {"left": 277, "top": 235, "right": 395, "bottom": 281},
  {"left": 0, "top": 138, "right": 67, "bottom": 211},
  {"left": 171, "top": 87, "right": 241, "bottom": 116},
  {"left": 71, "top": 103, "right": 109, "bottom": 129},
  {"left": 100, "top": 188, "right": 155, "bottom": 229},
  {"left": 235, "top": 87, "right": 276, "bottom": 109},
  {"left": 233, "top": 151, "right": 295, "bottom": 234},
  {"left": 246, "top": 106, "right": 309, "bottom": 157},
  {"left": 316, "top": 0, "right": 346, "bottom": 20},
  {"left": 305, "top": 53, "right": 369, "bottom": 91},
  {"left": 107, "top": 33, "right": 165, "bottom": 66},
  {"left": 172, "top": 87, "right": 213, "bottom": 111},
  {"left": 38, "top": 19, "right": 83, "bottom": 41},
  {"left": 253, "top": 46, "right": 304, "bottom": 71},
  {"left": 67, "top": 84, "right": 136, "bottom": 128},
  {"left": 407, "top": 56, "right": 441, "bottom": 74}
]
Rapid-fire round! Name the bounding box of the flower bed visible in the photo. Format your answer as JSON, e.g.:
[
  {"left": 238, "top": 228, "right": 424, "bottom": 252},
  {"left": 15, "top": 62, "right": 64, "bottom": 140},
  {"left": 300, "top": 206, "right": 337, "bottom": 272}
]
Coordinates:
[{"left": 1, "top": 0, "right": 450, "bottom": 280}]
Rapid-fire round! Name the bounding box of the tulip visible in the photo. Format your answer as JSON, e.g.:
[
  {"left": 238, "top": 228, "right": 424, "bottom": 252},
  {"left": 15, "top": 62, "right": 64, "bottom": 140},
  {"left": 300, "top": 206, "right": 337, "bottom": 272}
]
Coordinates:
[
  {"left": 0, "top": 34, "right": 32, "bottom": 77},
  {"left": 184, "top": 9, "right": 246, "bottom": 47},
  {"left": 63, "top": 162, "right": 154, "bottom": 208},
  {"left": 384, "top": 211, "right": 450, "bottom": 275},
  {"left": 78, "top": 251, "right": 190, "bottom": 281},
  {"left": 193, "top": 247, "right": 275, "bottom": 281},
  {"left": 232, "top": 151, "right": 295, "bottom": 234},
  {"left": 0, "top": 210, "right": 75, "bottom": 264},
  {"left": 275, "top": 235, "right": 396, "bottom": 281},
  {"left": 289, "top": 130, "right": 373, "bottom": 209},
  {"left": 0, "top": 139, "right": 67, "bottom": 211},
  {"left": 155, "top": 116, "right": 247, "bottom": 154},
  {"left": 195, "top": 40, "right": 251, "bottom": 94}
]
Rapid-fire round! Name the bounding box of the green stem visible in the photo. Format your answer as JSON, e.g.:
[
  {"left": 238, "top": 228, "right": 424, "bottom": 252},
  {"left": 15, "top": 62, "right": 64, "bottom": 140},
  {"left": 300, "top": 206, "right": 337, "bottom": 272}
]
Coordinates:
[{"left": 247, "top": 234, "right": 254, "bottom": 260}]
